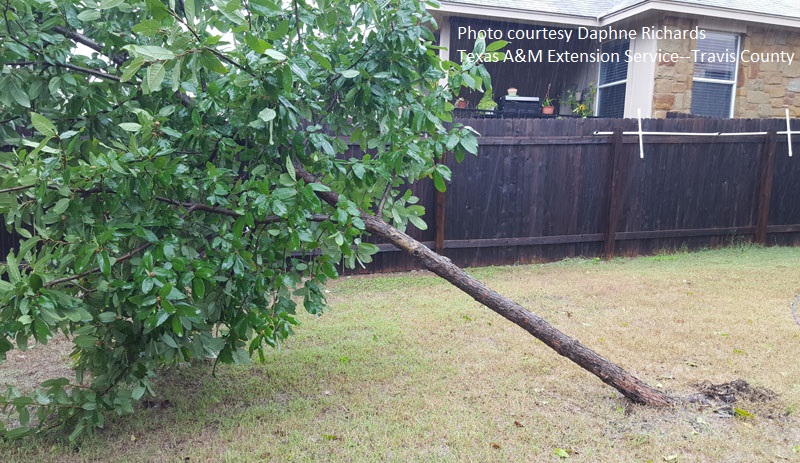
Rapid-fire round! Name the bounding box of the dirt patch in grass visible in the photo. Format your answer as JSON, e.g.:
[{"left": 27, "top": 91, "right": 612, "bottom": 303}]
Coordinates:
[
  {"left": 692, "top": 379, "right": 777, "bottom": 404},
  {"left": 0, "top": 335, "right": 75, "bottom": 393}
]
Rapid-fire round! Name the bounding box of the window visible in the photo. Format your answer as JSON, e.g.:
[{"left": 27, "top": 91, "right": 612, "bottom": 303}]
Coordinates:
[
  {"left": 691, "top": 31, "right": 739, "bottom": 117},
  {"left": 597, "top": 39, "right": 629, "bottom": 118}
]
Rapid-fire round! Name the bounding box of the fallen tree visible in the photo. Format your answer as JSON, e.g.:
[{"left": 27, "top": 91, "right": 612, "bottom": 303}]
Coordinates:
[{"left": 0, "top": 0, "right": 672, "bottom": 440}]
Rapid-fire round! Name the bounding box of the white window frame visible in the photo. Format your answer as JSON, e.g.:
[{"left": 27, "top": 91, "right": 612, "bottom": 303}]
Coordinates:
[
  {"left": 691, "top": 32, "right": 740, "bottom": 118},
  {"left": 595, "top": 39, "right": 629, "bottom": 118}
]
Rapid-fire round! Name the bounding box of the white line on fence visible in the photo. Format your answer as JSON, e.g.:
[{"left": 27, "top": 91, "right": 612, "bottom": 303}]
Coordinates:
[
  {"left": 637, "top": 108, "right": 645, "bottom": 159},
  {"left": 594, "top": 109, "right": 800, "bottom": 159},
  {"left": 787, "top": 108, "right": 794, "bottom": 157}
]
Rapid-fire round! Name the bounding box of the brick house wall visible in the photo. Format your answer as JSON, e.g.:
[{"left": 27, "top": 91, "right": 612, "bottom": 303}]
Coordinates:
[
  {"left": 736, "top": 26, "right": 800, "bottom": 117},
  {"left": 651, "top": 18, "right": 800, "bottom": 118}
]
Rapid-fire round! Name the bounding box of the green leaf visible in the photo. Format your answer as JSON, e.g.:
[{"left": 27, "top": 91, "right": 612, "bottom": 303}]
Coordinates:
[
  {"left": 74, "top": 335, "right": 99, "bottom": 348},
  {"left": 193, "top": 278, "right": 205, "bottom": 299},
  {"left": 161, "top": 333, "right": 178, "bottom": 348},
  {"left": 28, "top": 273, "right": 43, "bottom": 292},
  {"left": 485, "top": 40, "right": 509, "bottom": 52},
  {"left": 184, "top": 0, "right": 196, "bottom": 22},
  {"left": 125, "top": 45, "right": 175, "bottom": 60},
  {"left": 30, "top": 112, "right": 57, "bottom": 137},
  {"left": 171, "top": 57, "right": 183, "bottom": 92},
  {"left": 460, "top": 135, "right": 479, "bottom": 155},
  {"left": 121, "top": 56, "right": 145, "bottom": 82},
  {"left": 309, "top": 183, "right": 330, "bottom": 192},
  {"left": 200, "top": 50, "right": 228, "bottom": 74},
  {"left": 17, "top": 406, "right": 30, "bottom": 427},
  {"left": 258, "top": 108, "right": 276, "bottom": 122},
  {"left": 432, "top": 170, "right": 446, "bottom": 192},
  {"left": 131, "top": 385, "right": 146, "bottom": 400},
  {"left": 32, "top": 318, "right": 50, "bottom": 343},
  {"left": 264, "top": 49, "right": 287, "bottom": 61},
  {"left": 146, "top": 62, "right": 166, "bottom": 90},
  {"left": 245, "top": 33, "right": 269, "bottom": 54},
  {"left": 6, "top": 252, "right": 20, "bottom": 283},
  {"left": 132, "top": 19, "right": 162, "bottom": 35},
  {"left": 473, "top": 36, "right": 486, "bottom": 56},
  {"left": 119, "top": 123, "right": 142, "bottom": 132},
  {"left": 407, "top": 215, "right": 428, "bottom": 231},
  {"left": 286, "top": 156, "right": 296, "bottom": 181},
  {"left": 97, "top": 312, "right": 117, "bottom": 323},
  {"left": 154, "top": 310, "right": 169, "bottom": 327},
  {"left": 40, "top": 378, "right": 70, "bottom": 388},
  {"left": 352, "top": 163, "right": 365, "bottom": 179},
  {"left": 97, "top": 250, "right": 112, "bottom": 277},
  {"left": 98, "top": 0, "right": 124, "bottom": 9},
  {"left": 554, "top": 448, "right": 569, "bottom": 458},
  {"left": 172, "top": 315, "right": 184, "bottom": 336},
  {"left": 52, "top": 197, "right": 70, "bottom": 214},
  {"left": 158, "top": 283, "right": 174, "bottom": 299},
  {"left": 77, "top": 10, "right": 102, "bottom": 21},
  {"left": 341, "top": 69, "right": 359, "bottom": 78},
  {"left": 12, "top": 88, "right": 30, "bottom": 108}
]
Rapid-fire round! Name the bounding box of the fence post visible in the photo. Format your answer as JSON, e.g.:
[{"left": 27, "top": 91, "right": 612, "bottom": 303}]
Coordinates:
[
  {"left": 754, "top": 130, "right": 777, "bottom": 244},
  {"left": 435, "top": 152, "right": 447, "bottom": 254},
  {"left": 603, "top": 127, "right": 625, "bottom": 259}
]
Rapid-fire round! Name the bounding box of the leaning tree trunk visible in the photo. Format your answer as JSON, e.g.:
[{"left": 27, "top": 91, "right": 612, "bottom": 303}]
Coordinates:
[
  {"left": 295, "top": 165, "right": 674, "bottom": 406},
  {"left": 361, "top": 214, "right": 673, "bottom": 406}
]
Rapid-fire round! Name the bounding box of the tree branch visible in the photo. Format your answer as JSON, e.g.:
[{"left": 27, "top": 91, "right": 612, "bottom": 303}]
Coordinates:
[
  {"left": 375, "top": 181, "right": 392, "bottom": 217},
  {"left": 155, "top": 196, "right": 329, "bottom": 224},
  {"left": 57, "top": 62, "right": 125, "bottom": 83},
  {"left": 9, "top": 60, "right": 129, "bottom": 84},
  {"left": 51, "top": 25, "right": 126, "bottom": 66},
  {"left": 43, "top": 241, "right": 153, "bottom": 288},
  {"left": 3, "top": 0, "right": 40, "bottom": 57},
  {"left": 293, "top": 0, "right": 302, "bottom": 48},
  {"left": 0, "top": 184, "right": 35, "bottom": 194}
]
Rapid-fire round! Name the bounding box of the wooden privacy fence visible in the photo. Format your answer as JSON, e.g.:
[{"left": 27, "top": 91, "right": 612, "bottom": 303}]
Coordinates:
[
  {"left": 360, "top": 117, "right": 800, "bottom": 273},
  {"left": 2, "top": 117, "right": 799, "bottom": 272}
]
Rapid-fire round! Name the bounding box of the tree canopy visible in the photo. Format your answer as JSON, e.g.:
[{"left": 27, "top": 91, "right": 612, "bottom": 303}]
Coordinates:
[{"left": 0, "top": 0, "right": 490, "bottom": 439}]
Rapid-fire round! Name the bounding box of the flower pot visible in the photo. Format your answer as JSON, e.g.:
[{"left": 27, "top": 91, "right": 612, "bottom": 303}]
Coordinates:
[
  {"left": 507, "top": 87, "right": 518, "bottom": 96},
  {"left": 542, "top": 106, "right": 555, "bottom": 115},
  {"left": 455, "top": 100, "right": 468, "bottom": 109}
]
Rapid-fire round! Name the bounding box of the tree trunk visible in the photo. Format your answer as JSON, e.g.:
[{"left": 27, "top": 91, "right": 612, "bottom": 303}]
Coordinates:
[{"left": 295, "top": 165, "right": 674, "bottom": 406}]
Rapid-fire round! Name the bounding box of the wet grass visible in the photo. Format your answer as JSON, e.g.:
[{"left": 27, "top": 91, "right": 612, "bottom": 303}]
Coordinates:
[{"left": 2, "top": 245, "right": 800, "bottom": 462}]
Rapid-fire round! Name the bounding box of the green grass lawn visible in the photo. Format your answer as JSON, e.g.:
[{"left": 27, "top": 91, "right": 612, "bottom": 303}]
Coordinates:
[{"left": 2, "top": 245, "right": 800, "bottom": 462}]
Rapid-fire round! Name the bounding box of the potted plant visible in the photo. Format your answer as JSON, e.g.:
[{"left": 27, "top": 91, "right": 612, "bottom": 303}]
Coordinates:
[
  {"left": 541, "top": 83, "right": 555, "bottom": 115},
  {"left": 455, "top": 97, "right": 468, "bottom": 109},
  {"left": 565, "top": 84, "right": 596, "bottom": 118},
  {"left": 507, "top": 87, "right": 518, "bottom": 97},
  {"left": 477, "top": 89, "right": 498, "bottom": 113}
]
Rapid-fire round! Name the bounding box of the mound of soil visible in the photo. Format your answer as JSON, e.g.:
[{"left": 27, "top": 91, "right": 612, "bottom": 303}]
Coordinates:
[{"left": 690, "top": 379, "right": 777, "bottom": 404}]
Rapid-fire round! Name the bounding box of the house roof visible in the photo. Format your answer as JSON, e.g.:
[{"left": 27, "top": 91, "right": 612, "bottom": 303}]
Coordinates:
[{"left": 437, "top": 0, "right": 800, "bottom": 28}]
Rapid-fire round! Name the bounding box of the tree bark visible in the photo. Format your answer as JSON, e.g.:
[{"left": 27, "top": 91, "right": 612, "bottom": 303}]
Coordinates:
[{"left": 295, "top": 165, "right": 674, "bottom": 406}]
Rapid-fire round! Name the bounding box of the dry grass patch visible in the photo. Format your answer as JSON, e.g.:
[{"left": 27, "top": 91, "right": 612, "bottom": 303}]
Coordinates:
[{"left": 1, "top": 245, "right": 800, "bottom": 462}]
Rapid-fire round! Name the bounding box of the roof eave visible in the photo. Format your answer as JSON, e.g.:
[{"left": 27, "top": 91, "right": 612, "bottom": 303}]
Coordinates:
[
  {"left": 436, "top": 0, "right": 800, "bottom": 30},
  {"left": 600, "top": 0, "right": 800, "bottom": 29},
  {"left": 436, "top": 1, "right": 600, "bottom": 27}
]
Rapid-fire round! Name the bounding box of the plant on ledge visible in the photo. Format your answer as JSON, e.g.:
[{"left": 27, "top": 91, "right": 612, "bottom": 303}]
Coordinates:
[
  {"left": 541, "top": 83, "right": 556, "bottom": 114},
  {"left": 566, "top": 84, "right": 597, "bottom": 118},
  {"left": 476, "top": 89, "right": 498, "bottom": 111}
]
